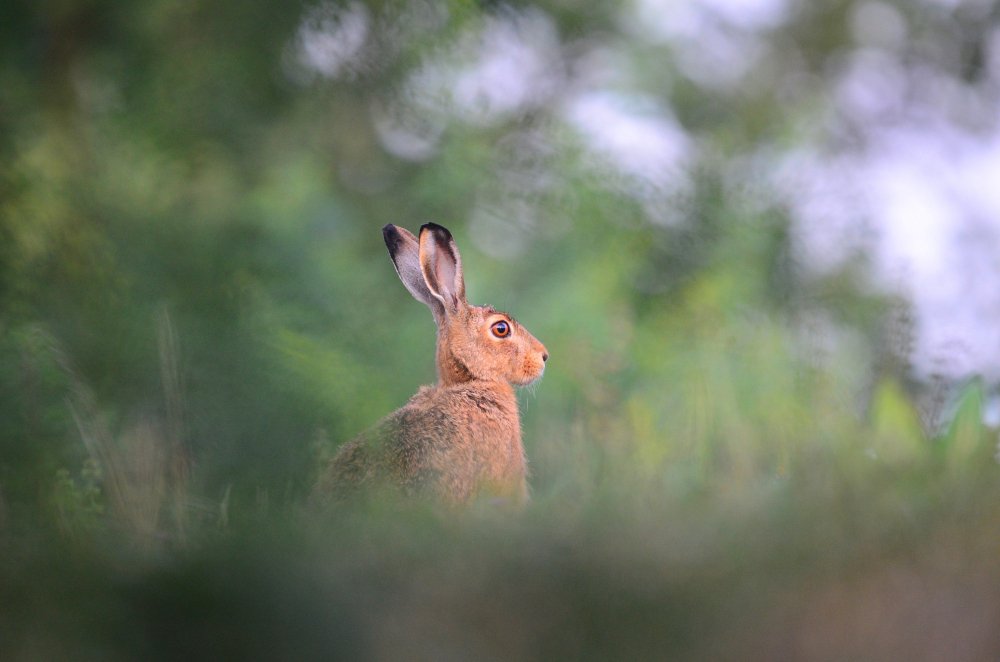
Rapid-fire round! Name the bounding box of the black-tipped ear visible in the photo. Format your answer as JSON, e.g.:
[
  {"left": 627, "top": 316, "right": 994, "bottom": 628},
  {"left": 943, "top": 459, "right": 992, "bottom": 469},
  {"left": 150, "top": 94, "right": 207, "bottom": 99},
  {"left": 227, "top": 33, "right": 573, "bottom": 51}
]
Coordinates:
[
  {"left": 383, "top": 224, "right": 443, "bottom": 318},
  {"left": 418, "top": 223, "right": 466, "bottom": 313},
  {"left": 382, "top": 224, "right": 406, "bottom": 256}
]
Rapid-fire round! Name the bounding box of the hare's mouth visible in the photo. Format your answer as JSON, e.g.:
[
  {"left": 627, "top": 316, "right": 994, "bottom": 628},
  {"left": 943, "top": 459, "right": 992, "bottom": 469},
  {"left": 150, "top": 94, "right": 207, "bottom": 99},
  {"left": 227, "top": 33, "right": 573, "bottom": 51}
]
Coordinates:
[{"left": 513, "top": 366, "right": 545, "bottom": 387}]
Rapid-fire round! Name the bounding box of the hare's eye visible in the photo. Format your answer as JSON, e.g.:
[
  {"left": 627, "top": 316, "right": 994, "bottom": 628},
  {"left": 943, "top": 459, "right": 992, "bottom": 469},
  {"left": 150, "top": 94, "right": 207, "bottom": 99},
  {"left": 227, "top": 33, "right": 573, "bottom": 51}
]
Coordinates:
[{"left": 491, "top": 320, "right": 510, "bottom": 338}]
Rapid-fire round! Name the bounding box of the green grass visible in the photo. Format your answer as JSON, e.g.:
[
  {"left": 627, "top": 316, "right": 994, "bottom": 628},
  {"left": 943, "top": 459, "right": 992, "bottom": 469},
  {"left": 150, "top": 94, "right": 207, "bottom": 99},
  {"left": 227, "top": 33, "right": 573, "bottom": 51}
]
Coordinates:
[{"left": 4, "top": 360, "right": 998, "bottom": 660}]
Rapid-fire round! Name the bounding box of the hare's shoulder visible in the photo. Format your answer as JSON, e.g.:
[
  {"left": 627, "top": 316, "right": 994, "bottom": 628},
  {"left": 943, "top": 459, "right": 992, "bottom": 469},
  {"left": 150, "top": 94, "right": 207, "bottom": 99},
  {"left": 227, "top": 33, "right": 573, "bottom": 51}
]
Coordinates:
[{"left": 402, "top": 382, "right": 517, "bottom": 423}]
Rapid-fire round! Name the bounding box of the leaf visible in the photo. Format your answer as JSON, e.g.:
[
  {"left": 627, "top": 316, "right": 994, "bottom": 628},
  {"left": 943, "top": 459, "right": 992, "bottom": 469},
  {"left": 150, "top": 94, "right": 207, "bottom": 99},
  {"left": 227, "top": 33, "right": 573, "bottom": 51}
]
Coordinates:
[
  {"left": 870, "top": 379, "right": 926, "bottom": 465},
  {"left": 942, "top": 381, "right": 987, "bottom": 466}
]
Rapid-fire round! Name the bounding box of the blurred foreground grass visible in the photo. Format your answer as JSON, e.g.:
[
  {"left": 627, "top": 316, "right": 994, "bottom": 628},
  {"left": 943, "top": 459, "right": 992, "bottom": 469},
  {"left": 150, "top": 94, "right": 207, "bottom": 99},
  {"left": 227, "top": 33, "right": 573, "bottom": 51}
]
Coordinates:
[{"left": 3, "top": 322, "right": 999, "bottom": 660}]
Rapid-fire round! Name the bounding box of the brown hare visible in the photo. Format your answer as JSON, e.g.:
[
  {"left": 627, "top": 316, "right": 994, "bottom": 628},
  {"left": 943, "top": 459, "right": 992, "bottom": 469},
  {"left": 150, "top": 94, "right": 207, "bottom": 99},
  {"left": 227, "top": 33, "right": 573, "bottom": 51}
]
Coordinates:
[{"left": 316, "top": 223, "right": 548, "bottom": 506}]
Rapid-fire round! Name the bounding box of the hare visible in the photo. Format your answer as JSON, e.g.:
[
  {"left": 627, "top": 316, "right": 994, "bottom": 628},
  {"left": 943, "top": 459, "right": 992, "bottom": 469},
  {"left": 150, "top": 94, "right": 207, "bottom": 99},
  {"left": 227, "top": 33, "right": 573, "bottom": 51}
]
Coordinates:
[{"left": 316, "top": 223, "right": 548, "bottom": 506}]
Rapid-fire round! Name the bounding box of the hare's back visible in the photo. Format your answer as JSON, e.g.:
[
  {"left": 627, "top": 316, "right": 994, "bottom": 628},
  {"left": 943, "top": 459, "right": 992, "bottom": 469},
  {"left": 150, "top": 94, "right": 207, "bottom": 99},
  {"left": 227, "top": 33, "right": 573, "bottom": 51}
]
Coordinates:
[{"left": 323, "top": 382, "right": 522, "bottom": 501}]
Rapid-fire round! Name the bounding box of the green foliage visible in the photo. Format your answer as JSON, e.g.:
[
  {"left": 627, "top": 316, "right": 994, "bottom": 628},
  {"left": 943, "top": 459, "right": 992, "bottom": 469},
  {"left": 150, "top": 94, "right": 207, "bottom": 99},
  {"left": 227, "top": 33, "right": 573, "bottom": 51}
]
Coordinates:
[
  {"left": 51, "top": 460, "right": 105, "bottom": 537},
  {"left": 1, "top": 0, "right": 999, "bottom": 658}
]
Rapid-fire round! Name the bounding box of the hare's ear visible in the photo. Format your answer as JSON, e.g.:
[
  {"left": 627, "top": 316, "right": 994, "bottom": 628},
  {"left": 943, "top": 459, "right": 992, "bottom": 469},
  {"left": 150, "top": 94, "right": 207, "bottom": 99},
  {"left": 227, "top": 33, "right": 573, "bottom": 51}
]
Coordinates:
[
  {"left": 383, "top": 224, "right": 444, "bottom": 317},
  {"left": 418, "top": 223, "right": 466, "bottom": 313}
]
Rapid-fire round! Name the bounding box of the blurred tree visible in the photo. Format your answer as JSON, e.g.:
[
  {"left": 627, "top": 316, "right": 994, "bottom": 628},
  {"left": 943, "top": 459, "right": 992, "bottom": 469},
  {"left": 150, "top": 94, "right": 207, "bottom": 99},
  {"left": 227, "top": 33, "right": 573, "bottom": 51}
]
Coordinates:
[{"left": 0, "top": 0, "right": 995, "bottom": 529}]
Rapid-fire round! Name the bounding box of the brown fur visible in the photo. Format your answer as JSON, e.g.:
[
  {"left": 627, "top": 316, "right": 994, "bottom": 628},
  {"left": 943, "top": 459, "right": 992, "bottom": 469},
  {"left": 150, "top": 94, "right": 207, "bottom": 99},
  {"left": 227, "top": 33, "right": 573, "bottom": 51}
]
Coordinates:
[{"left": 316, "top": 223, "right": 548, "bottom": 506}]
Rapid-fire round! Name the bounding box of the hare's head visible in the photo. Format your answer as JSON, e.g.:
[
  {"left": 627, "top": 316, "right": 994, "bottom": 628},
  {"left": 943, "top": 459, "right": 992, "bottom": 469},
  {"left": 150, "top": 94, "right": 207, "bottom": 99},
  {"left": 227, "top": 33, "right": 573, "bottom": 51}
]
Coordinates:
[{"left": 383, "top": 223, "right": 548, "bottom": 388}]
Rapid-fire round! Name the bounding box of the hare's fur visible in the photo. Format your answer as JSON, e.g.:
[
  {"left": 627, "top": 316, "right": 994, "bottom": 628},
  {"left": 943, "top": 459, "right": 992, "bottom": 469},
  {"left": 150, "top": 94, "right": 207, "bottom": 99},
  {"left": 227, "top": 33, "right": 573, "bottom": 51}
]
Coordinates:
[{"left": 316, "top": 223, "right": 547, "bottom": 505}]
